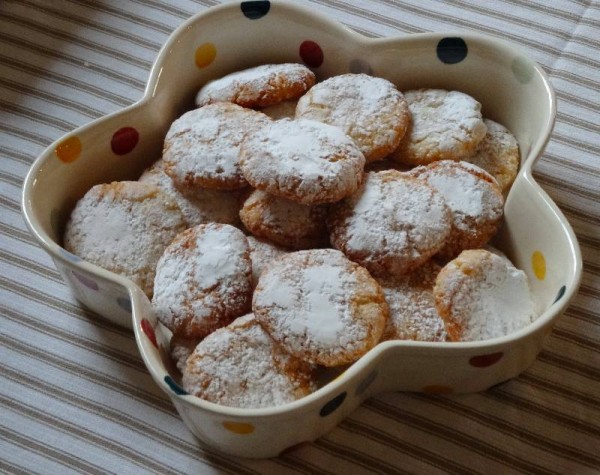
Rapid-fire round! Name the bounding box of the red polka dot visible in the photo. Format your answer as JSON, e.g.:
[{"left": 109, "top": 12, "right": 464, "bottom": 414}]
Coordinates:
[
  {"left": 469, "top": 352, "right": 504, "bottom": 368},
  {"left": 111, "top": 127, "right": 139, "bottom": 155},
  {"left": 299, "top": 40, "right": 323, "bottom": 68},
  {"left": 141, "top": 318, "right": 158, "bottom": 348}
]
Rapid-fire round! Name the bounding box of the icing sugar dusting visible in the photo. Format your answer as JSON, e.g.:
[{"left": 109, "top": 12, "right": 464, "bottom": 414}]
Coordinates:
[
  {"left": 330, "top": 171, "right": 451, "bottom": 276},
  {"left": 152, "top": 223, "right": 252, "bottom": 337},
  {"left": 182, "top": 314, "right": 315, "bottom": 408},
  {"left": 435, "top": 250, "right": 538, "bottom": 341},
  {"left": 253, "top": 249, "right": 386, "bottom": 365},
  {"left": 240, "top": 118, "right": 365, "bottom": 205}
]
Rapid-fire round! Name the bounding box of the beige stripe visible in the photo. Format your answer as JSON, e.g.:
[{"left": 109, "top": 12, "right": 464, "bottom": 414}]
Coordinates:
[
  {"left": 0, "top": 275, "right": 132, "bottom": 336},
  {"left": 0, "top": 460, "right": 34, "bottom": 475},
  {"left": 337, "top": 418, "right": 475, "bottom": 474},
  {"left": 0, "top": 52, "right": 134, "bottom": 107},
  {"left": 313, "top": 436, "right": 410, "bottom": 474},
  {"left": 1, "top": 333, "right": 175, "bottom": 414},
  {"left": 519, "top": 373, "right": 599, "bottom": 408},
  {"left": 0, "top": 425, "right": 107, "bottom": 475},
  {"left": 364, "top": 398, "right": 557, "bottom": 474},
  {"left": 487, "top": 387, "right": 600, "bottom": 438},
  {"left": 1, "top": 367, "right": 279, "bottom": 474},
  {"left": 0, "top": 77, "right": 104, "bottom": 119},
  {"left": 19, "top": 0, "right": 164, "bottom": 51},
  {"left": 1, "top": 12, "right": 151, "bottom": 70},
  {"left": 2, "top": 304, "right": 146, "bottom": 371},
  {"left": 70, "top": 0, "right": 176, "bottom": 34},
  {"left": 2, "top": 396, "right": 181, "bottom": 475},
  {"left": 408, "top": 392, "right": 600, "bottom": 468}
]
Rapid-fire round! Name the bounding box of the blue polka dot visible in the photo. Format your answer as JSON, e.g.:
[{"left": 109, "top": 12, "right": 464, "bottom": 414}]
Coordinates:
[
  {"left": 241, "top": 1, "right": 270, "bottom": 19},
  {"left": 437, "top": 37, "right": 468, "bottom": 64},
  {"left": 320, "top": 392, "right": 346, "bottom": 417},
  {"left": 554, "top": 285, "right": 566, "bottom": 303},
  {"left": 164, "top": 375, "right": 187, "bottom": 395}
]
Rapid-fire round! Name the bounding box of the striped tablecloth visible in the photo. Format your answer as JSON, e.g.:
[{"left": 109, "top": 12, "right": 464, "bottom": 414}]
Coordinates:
[{"left": 2, "top": 1, "right": 599, "bottom": 473}]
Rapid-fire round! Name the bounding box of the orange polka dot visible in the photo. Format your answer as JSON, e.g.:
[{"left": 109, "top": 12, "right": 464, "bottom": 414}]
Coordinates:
[
  {"left": 532, "top": 250, "right": 546, "bottom": 280},
  {"left": 422, "top": 385, "right": 453, "bottom": 394},
  {"left": 195, "top": 43, "right": 217, "bottom": 68},
  {"left": 55, "top": 136, "right": 82, "bottom": 163},
  {"left": 222, "top": 421, "right": 254, "bottom": 434}
]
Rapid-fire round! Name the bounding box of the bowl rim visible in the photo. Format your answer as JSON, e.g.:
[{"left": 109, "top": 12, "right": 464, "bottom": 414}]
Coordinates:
[{"left": 21, "top": 0, "right": 583, "bottom": 419}]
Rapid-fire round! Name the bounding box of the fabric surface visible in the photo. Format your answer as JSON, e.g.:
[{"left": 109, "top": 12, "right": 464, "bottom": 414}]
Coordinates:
[{"left": 1, "top": 0, "right": 599, "bottom": 473}]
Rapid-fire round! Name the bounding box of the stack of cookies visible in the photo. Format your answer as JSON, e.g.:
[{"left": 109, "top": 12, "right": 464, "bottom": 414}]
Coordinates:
[{"left": 63, "top": 63, "right": 538, "bottom": 409}]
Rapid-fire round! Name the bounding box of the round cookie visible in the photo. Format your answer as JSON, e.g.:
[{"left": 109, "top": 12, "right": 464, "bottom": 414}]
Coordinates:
[
  {"left": 409, "top": 160, "right": 504, "bottom": 259},
  {"left": 240, "top": 189, "right": 329, "bottom": 250},
  {"left": 182, "top": 314, "right": 316, "bottom": 408},
  {"left": 379, "top": 261, "right": 447, "bottom": 342},
  {"left": 328, "top": 170, "right": 452, "bottom": 277},
  {"left": 434, "top": 249, "right": 538, "bottom": 341},
  {"left": 389, "top": 89, "right": 487, "bottom": 165},
  {"left": 296, "top": 73, "right": 410, "bottom": 162},
  {"left": 253, "top": 249, "right": 388, "bottom": 367},
  {"left": 152, "top": 223, "right": 252, "bottom": 339},
  {"left": 170, "top": 334, "right": 202, "bottom": 373},
  {"left": 63, "top": 181, "right": 186, "bottom": 298},
  {"left": 261, "top": 99, "right": 298, "bottom": 120},
  {"left": 247, "top": 236, "right": 289, "bottom": 288},
  {"left": 195, "top": 63, "right": 315, "bottom": 108},
  {"left": 463, "top": 118, "right": 520, "bottom": 194},
  {"left": 239, "top": 118, "right": 365, "bottom": 205},
  {"left": 162, "top": 102, "right": 272, "bottom": 191},
  {"left": 139, "top": 159, "right": 241, "bottom": 227}
]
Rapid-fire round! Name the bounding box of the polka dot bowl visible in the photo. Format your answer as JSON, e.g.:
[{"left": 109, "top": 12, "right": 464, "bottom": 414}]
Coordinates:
[{"left": 22, "top": 0, "right": 582, "bottom": 458}]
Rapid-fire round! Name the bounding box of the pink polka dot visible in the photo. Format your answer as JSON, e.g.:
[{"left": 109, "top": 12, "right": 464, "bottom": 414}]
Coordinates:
[
  {"left": 469, "top": 352, "right": 504, "bottom": 367},
  {"left": 300, "top": 40, "right": 323, "bottom": 68},
  {"left": 111, "top": 127, "right": 139, "bottom": 155}
]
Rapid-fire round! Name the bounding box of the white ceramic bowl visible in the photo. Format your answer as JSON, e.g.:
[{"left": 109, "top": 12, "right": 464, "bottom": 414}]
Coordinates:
[{"left": 22, "top": 0, "right": 582, "bottom": 458}]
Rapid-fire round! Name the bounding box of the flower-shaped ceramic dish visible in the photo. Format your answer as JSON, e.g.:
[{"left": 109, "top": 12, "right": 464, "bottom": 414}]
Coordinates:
[{"left": 22, "top": 0, "right": 582, "bottom": 459}]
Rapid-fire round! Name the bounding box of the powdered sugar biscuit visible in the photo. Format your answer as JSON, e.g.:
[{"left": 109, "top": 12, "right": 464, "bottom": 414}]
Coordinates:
[
  {"left": 195, "top": 63, "right": 315, "bottom": 109},
  {"left": 253, "top": 249, "right": 388, "bottom": 367},
  {"left": 64, "top": 181, "right": 186, "bottom": 298},
  {"left": 183, "top": 314, "right": 316, "bottom": 408},
  {"left": 410, "top": 160, "right": 504, "bottom": 258},
  {"left": 328, "top": 171, "right": 452, "bottom": 277},
  {"left": 389, "top": 89, "right": 487, "bottom": 165},
  {"left": 434, "top": 249, "right": 538, "bottom": 341},
  {"left": 379, "top": 261, "right": 447, "bottom": 342},
  {"left": 170, "top": 334, "right": 202, "bottom": 373},
  {"left": 247, "top": 236, "right": 289, "bottom": 287},
  {"left": 296, "top": 73, "right": 410, "bottom": 162},
  {"left": 163, "top": 102, "right": 271, "bottom": 190},
  {"left": 139, "top": 159, "right": 241, "bottom": 227},
  {"left": 239, "top": 118, "right": 365, "bottom": 205},
  {"left": 152, "top": 223, "right": 252, "bottom": 339},
  {"left": 464, "top": 119, "right": 520, "bottom": 194},
  {"left": 261, "top": 99, "right": 298, "bottom": 120},
  {"left": 240, "top": 190, "right": 329, "bottom": 250}
]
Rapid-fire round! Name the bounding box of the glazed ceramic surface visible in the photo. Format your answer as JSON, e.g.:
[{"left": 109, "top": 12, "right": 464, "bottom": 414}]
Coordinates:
[{"left": 22, "top": 0, "right": 582, "bottom": 458}]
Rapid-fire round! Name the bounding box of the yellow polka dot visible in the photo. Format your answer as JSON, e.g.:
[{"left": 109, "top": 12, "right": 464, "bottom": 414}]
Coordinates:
[
  {"left": 532, "top": 250, "right": 546, "bottom": 280},
  {"left": 55, "top": 136, "right": 82, "bottom": 163},
  {"left": 422, "top": 385, "right": 453, "bottom": 394},
  {"left": 195, "top": 43, "right": 217, "bottom": 68},
  {"left": 222, "top": 421, "right": 254, "bottom": 434}
]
